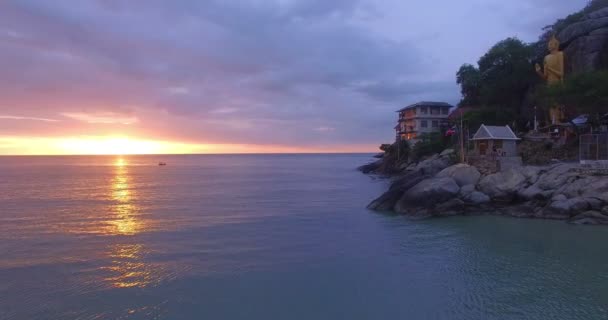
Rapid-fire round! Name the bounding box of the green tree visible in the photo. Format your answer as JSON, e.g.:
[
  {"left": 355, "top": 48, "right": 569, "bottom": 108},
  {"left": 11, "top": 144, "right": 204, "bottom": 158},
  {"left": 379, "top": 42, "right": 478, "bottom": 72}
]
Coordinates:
[
  {"left": 455, "top": 38, "right": 536, "bottom": 126},
  {"left": 456, "top": 64, "right": 481, "bottom": 107},
  {"left": 476, "top": 38, "right": 536, "bottom": 110}
]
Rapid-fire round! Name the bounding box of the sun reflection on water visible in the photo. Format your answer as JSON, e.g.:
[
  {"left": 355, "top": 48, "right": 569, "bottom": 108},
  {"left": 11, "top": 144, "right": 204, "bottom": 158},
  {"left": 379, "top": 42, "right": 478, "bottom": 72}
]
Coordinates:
[
  {"left": 107, "top": 159, "right": 144, "bottom": 236},
  {"left": 100, "top": 157, "right": 162, "bottom": 289},
  {"left": 102, "top": 243, "right": 160, "bottom": 288}
]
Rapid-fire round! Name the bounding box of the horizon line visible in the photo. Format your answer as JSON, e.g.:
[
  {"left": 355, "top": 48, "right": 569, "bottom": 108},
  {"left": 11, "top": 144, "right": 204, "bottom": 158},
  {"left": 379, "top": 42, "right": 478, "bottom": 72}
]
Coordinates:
[{"left": 0, "top": 151, "right": 378, "bottom": 157}]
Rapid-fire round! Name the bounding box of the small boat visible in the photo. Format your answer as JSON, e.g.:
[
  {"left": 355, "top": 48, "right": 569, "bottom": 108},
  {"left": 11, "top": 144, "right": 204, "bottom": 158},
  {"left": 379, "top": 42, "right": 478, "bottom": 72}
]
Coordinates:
[{"left": 158, "top": 162, "right": 167, "bottom": 166}]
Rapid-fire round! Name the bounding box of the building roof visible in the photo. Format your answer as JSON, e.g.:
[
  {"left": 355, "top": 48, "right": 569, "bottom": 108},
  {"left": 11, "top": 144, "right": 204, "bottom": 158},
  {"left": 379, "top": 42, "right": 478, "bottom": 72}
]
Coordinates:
[
  {"left": 472, "top": 124, "right": 520, "bottom": 141},
  {"left": 396, "top": 101, "right": 453, "bottom": 112}
]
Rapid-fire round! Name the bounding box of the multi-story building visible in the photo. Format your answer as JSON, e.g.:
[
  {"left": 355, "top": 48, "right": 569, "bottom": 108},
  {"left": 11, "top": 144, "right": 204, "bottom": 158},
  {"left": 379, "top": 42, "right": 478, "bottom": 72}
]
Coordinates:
[{"left": 395, "top": 101, "right": 453, "bottom": 143}]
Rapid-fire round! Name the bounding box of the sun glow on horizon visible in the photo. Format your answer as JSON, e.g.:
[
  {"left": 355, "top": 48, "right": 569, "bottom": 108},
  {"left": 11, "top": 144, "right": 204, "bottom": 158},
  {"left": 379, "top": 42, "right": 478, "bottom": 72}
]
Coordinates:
[
  {"left": 0, "top": 136, "right": 211, "bottom": 155},
  {"left": 56, "top": 137, "right": 175, "bottom": 155},
  {"left": 0, "top": 135, "right": 377, "bottom": 155}
]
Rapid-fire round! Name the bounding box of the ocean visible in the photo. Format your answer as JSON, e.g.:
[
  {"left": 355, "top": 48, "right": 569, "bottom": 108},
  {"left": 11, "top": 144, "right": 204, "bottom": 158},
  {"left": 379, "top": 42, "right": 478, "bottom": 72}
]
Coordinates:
[{"left": 1, "top": 154, "right": 607, "bottom": 319}]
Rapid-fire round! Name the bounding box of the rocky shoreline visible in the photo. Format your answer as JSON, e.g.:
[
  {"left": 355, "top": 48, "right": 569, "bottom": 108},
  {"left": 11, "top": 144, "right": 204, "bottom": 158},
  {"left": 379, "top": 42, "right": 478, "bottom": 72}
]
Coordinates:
[{"left": 361, "top": 151, "right": 608, "bottom": 225}]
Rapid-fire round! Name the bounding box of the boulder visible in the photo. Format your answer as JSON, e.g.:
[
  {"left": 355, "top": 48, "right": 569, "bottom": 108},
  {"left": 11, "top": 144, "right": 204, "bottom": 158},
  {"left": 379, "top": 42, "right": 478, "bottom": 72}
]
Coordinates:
[
  {"left": 435, "top": 198, "right": 466, "bottom": 216},
  {"left": 397, "top": 177, "right": 460, "bottom": 209},
  {"left": 464, "top": 191, "right": 491, "bottom": 205},
  {"left": 552, "top": 194, "right": 567, "bottom": 202},
  {"left": 585, "top": 197, "right": 603, "bottom": 211},
  {"left": 502, "top": 202, "right": 537, "bottom": 218},
  {"left": 367, "top": 171, "right": 429, "bottom": 211},
  {"left": 534, "top": 163, "right": 578, "bottom": 191},
  {"left": 478, "top": 169, "right": 527, "bottom": 200},
  {"left": 520, "top": 166, "right": 542, "bottom": 185},
  {"left": 553, "top": 175, "right": 608, "bottom": 204},
  {"left": 367, "top": 189, "right": 404, "bottom": 211},
  {"left": 570, "top": 210, "right": 608, "bottom": 225},
  {"left": 409, "top": 154, "right": 453, "bottom": 176},
  {"left": 436, "top": 164, "right": 481, "bottom": 187},
  {"left": 358, "top": 160, "right": 382, "bottom": 174},
  {"left": 545, "top": 197, "right": 590, "bottom": 218},
  {"left": 459, "top": 184, "right": 476, "bottom": 197},
  {"left": 518, "top": 185, "right": 546, "bottom": 201}
]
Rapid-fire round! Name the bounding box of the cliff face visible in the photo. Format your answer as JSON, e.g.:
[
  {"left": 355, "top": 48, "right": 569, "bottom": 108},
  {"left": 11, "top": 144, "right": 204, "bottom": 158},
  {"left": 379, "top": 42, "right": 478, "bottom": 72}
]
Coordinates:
[
  {"left": 367, "top": 162, "right": 608, "bottom": 225},
  {"left": 559, "top": 7, "right": 608, "bottom": 73}
]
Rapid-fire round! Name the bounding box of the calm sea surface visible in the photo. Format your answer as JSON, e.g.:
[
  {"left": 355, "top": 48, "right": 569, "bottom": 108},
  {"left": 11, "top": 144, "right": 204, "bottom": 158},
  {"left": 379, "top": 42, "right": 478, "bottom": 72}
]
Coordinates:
[{"left": 1, "top": 154, "right": 608, "bottom": 319}]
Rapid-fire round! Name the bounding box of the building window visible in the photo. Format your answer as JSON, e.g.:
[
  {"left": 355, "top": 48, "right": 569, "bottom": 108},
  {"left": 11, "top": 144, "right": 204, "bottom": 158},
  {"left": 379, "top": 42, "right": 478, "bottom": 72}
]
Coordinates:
[
  {"left": 421, "top": 120, "right": 428, "bottom": 128},
  {"left": 431, "top": 107, "right": 440, "bottom": 115},
  {"left": 432, "top": 120, "right": 439, "bottom": 128},
  {"left": 442, "top": 107, "right": 449, "bottom": 115},
  {"left": 420, "top": 106, "right": 428, "bottom": 114}
]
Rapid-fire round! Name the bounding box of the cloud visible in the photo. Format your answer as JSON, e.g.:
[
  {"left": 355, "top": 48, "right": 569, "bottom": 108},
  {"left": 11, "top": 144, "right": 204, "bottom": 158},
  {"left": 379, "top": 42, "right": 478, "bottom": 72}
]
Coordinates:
[
  {"left": 61, "top": 112, "right": 138, "bottom": 125},
  {"left": 314, "top": 126, "right": 336, "bottom": 132},
  {"left": 0, "top": 0, "right": 591, "bottom": 151},
  {"left": 0, "top": 115, "right": 59, "bottom": 122}
]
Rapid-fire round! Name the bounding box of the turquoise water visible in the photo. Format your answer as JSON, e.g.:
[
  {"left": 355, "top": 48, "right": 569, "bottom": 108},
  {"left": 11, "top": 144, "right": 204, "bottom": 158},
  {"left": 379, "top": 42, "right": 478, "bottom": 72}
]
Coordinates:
[{"left": 1, "top": 154, "right": 608, "bottom": 319}]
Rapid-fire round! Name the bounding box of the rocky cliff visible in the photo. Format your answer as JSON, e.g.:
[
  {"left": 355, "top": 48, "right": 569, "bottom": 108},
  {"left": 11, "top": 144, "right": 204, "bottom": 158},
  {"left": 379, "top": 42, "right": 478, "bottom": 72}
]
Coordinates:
[
  {"left": 367, "top": 160, "right": 608, "bottom": 225},
  {"left": 559, "top": 7, "right": 608, "bottom": 73}
]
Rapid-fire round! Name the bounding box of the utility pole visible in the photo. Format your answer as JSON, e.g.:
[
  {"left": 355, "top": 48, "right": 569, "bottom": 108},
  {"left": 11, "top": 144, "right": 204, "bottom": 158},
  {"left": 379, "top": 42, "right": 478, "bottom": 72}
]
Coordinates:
[
  {"left": 534, "top": 106, "right": 538, "bottom": 132},
  {"left": 460, "top": 110, "right": 465, "bottom": 163}
]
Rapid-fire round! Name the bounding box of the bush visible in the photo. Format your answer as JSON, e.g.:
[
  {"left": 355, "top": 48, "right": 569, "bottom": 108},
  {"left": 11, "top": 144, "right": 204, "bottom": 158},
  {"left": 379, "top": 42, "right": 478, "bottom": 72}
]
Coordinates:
[{"left": 411, "top": 133, "right": 450, "bottom": 161}]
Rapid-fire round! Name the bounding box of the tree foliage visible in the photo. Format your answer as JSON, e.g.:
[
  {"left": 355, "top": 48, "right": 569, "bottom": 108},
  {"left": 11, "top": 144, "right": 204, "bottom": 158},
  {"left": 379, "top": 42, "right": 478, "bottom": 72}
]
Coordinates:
[
  {"left": 461, "top": 108, "right": 517, "bottom": 133},
  {"left": 539, "top": 71, "right": 608, "bottom": 118},
  {"left": 456, "top": 38, "right": 536, "bottom": 113},
  {"left": 456, "top": 64, "right": 481, "bottom": 107},
  {"left": 453, "top": 1, "right": 608, "bottom": 132},
  {"left": 476, "top": 38, "right": 536, "bottom": 109}
]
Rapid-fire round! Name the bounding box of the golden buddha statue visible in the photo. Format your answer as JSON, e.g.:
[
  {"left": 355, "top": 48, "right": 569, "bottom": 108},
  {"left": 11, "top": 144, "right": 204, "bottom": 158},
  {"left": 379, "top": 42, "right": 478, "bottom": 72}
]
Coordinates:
[
  {"left": 535, "top": 35, "right": 565, "bottom": 124},
  {"left": 535, "top": 35, "right": 564, "bottom": 85}
]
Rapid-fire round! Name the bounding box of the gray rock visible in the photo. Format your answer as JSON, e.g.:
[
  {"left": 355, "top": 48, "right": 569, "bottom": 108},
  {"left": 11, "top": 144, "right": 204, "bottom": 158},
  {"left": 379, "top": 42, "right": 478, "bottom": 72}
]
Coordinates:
[
  {"left": 397, "top": 177, "right": 460, "bottom": 209},
  {"left": 478, "top": 169, "right": 527, "bottom": 200},
  {"left": 410, "top": 154, "right": 453, "bottom": 176},
  {"left": 520, "top": 166, "right": 542, "bottom": 185},
  {"left": 585, "top": 198, "right": 603, "bottom": 211},
  {"left": 464, "top": 191, "right": 491, "bottom": 205},
  {"left": 436, "top": 164, "right": 481, "bottom": 187},
  {"left": 367, "top": 189, "right": 405, "bottom": 211},
  {"left": 518, "top": 185, "right": 545, "bottom": 201},
  {"left": 440, "top": 149, "right": 455, "bottom": 157},
  {"left": 586, "top": 7, "right": 608, "bottom": 20},
  {"left": 546, "top": 197, "right": 590, "bottom": 218},
  {"left": 367, "top": 171, "right": 429, "bottom": 211},
  {"left": 459, "top": 184, "right": 476, "bottom": 196},
  {"left": 570, "top": 211, "right": 608, "bottom": 225},
  {"left": 558, "top": 7, "right": 608, "bottom": 73},
  {"left": 358, "top": 160, "right": 383, "bottom": 174},
  {"left": 571, "top": 217, "right": 601, "bottom": 225},
  {"left": 534, "top": 164, "right": 578, "bottom": 191},
  {"left": 435, "top": 198, "right": 466, "bottom": 216},
  {"left": 552, "top": 194, "right": 567, "bottom": 202}
]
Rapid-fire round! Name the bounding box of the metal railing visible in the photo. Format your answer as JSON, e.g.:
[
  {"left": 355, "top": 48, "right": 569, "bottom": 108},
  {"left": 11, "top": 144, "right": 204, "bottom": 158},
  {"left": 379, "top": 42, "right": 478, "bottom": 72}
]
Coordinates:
[{"left": 580, "top": 134, "right": 608, "bottom": 162}]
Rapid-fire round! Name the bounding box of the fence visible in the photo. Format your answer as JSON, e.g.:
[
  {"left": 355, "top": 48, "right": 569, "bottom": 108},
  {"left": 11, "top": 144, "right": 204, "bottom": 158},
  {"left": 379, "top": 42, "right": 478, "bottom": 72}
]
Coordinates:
[{"left": 579, "top": 134, "right": 608, "bottom": 164}]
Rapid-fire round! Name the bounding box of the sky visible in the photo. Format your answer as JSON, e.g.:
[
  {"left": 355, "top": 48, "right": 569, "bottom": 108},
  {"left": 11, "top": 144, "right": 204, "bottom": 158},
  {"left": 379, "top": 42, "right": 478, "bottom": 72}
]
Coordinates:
[{"left": 0, "top": 0, "right": 589, "bottom": 154}]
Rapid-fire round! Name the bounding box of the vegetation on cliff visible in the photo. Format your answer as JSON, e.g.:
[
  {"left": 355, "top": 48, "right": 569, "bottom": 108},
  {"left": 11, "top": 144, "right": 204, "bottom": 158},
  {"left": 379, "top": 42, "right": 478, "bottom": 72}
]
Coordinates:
[{"left": 456, "top": 0, "right": 608, "bottom": 131}]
